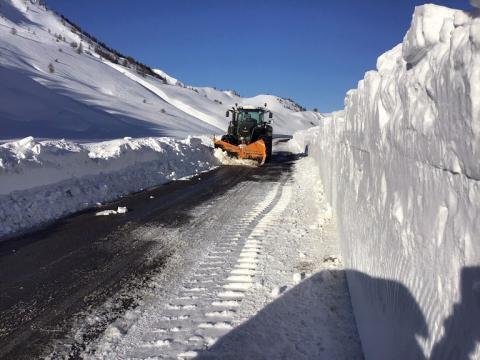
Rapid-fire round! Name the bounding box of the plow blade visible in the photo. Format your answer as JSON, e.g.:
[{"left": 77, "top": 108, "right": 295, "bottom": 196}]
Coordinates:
[{"left": 214, "top": 138, "right": 267, "bottom": 165}]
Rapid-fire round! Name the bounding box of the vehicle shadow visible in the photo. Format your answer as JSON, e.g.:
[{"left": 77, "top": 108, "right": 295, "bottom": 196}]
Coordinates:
[
  {"left": 197, "top": 267, "right": 480, "bottom": 360},
  {"left": 195, "top": 269, "right": 366, "bottom": 360},
  {"left": 429, "top": 266, "right": 480, "bottom": 360}
]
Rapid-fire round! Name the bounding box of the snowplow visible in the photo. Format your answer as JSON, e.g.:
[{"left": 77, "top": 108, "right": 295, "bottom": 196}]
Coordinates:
[{"left": 214, "top": 105, "right": 273, "bottom": 164}]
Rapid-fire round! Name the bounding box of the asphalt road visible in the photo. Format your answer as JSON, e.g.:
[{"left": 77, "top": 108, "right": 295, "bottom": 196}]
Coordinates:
[{"left": 0, "top": 148, "right": 302, "bottom": 359}]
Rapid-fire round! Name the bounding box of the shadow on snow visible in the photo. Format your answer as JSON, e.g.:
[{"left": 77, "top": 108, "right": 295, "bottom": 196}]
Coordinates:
[{"left": 197, "top": 267, "right": 480, "bottom": 360}]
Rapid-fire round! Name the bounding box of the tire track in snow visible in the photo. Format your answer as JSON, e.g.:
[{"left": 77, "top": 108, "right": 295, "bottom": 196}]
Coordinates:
[
  {"left": 124, "top": 179, "right": 291, "bottom": 359},
  {"left": 49, "top": 178, "right": 254, "bottom": 359}
]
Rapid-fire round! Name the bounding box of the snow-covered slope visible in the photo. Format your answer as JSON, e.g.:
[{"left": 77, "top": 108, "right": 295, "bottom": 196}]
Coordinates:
[
  {"left": 0, "top": 0, "right": 318, "bottom": 141},
  {"left": 293, "top": 3, "right": 480, "bottom": 360}
]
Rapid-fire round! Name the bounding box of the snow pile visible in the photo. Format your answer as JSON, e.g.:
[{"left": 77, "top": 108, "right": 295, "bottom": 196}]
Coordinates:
[
  {"left": 0, "top": 136, "right": 217, "bottom": 237},
  {"left": 293, "top": 4, "right": 480, "bottom": 359},
  {"left": 212, "top": 148, "right": 259, "bottom": 167}
]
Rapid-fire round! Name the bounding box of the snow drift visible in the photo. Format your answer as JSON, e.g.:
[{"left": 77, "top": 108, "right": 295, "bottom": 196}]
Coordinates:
[
  {"left": 293, "top": 4, "right": 480, "bottom": 359},
  {"left": 0, "top": 136, "right": 216, "bottom": 237}
]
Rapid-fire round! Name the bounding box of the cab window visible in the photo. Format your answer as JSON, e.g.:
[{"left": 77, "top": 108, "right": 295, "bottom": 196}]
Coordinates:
[{"left": 240, "top": 111, "right": 263, "bottom": 124}]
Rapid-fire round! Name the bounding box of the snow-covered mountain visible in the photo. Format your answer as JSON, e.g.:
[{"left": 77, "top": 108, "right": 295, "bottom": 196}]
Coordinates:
[{"left": 0, "top": 0, "right": 319, "bottom": 141}]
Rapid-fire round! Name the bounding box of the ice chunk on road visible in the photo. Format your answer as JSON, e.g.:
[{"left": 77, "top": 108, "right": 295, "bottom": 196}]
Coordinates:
[
  {"left": 117, "top": 206, "right": 128, "bottom": 214},
  {"left": 96, "top": 210, "right": 118, "bottom": 216},
  {"left": 95, "top": 206, "right": 128, "bottom": 216}
]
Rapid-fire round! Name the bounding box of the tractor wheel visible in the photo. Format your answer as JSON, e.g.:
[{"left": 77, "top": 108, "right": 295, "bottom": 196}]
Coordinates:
[
  {"left": 221, "top": 134, "right": 237, "bottom": 145},
  {"left": 264, "top": 137, "right": 273, "bottom": 163}
]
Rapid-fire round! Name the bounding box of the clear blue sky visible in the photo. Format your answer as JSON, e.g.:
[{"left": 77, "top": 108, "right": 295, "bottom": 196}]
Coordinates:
[{"left": 47, "top": 0, "right": 469, "bottom": 112}]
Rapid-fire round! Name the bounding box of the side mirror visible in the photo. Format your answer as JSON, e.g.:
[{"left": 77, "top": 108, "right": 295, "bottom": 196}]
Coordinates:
[
  {"left": 269, "top": 112, "right": 273, "bottom": 119},
  {"left": 226, "top": 111, "right": 230, "bottom": 118}
]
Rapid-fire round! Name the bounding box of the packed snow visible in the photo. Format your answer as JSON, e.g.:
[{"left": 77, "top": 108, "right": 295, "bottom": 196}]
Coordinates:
[{"left": 292, "top": 3, "right": 480, "bottom": 359}]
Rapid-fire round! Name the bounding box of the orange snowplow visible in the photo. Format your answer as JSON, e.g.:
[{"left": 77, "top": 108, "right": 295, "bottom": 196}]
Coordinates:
[
  {"left": 214, "top": 105, "right": 273, "bottom": 165},
  {"left": 214, "top": 137, "right": 267, "bottom": 165}
]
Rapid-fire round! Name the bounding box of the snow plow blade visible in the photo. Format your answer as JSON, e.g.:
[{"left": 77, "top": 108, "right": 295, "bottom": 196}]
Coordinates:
[{"left": 214, "top": 138, "right": 267, "bottom": 165}]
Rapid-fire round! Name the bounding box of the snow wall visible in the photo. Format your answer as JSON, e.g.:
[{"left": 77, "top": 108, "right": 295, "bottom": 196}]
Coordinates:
[
  {"left": 0, "top": 136, "right": 217, "bottom": 238},
  {"left": 293, "top": 4, "right": 480, "bottom": 359}
]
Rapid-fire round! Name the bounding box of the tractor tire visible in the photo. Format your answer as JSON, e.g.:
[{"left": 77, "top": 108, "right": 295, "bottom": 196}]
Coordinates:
[
  {"left": 264, "top": 136, "right": 273, "bottom": 163},
  {"left": 221, "top": 134, "right": 237, "bottom": 145}
]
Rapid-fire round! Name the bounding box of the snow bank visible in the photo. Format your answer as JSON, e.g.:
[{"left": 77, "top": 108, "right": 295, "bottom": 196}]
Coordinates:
[
  {"left": 294, "top": 4, "right": 480, "bottom": 359},
  {"left": 0, "top": 136, "right": 217, "bottom": 238}
]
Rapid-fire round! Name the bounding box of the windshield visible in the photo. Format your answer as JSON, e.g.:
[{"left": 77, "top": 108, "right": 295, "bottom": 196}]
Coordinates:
[{"left": 237, "top": 110, "right": 264, "bottom": 125}]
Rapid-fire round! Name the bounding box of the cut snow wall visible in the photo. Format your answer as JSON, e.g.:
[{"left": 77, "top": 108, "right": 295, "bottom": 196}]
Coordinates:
[{"left": 294, "top": 4, "right": 480, "bottom": 359}]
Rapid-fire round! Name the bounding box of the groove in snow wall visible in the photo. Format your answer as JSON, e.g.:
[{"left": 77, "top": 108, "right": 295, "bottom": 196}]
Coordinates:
[{"left": 293, "top": 5, "right": 480, "bottom": 360}]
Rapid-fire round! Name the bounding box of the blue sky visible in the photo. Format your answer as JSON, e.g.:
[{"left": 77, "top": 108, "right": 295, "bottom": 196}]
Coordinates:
[{"left": 47, "top": 0, "right": 469, "bottom": 112}]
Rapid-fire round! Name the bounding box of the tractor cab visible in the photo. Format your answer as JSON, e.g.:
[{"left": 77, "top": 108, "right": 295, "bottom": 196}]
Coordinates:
[
  {"left": 226, "top": 106, "right": 273, "bottom": 144},
  {"left": 236, "top": 107, "right": 267, "bottom": 126}
]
